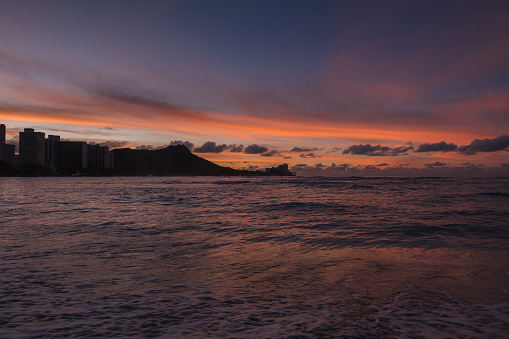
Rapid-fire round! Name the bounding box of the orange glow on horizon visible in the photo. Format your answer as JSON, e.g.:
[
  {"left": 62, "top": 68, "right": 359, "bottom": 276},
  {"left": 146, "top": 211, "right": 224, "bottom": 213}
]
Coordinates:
[
  {"left": 2, "top": 100, "right": 489, "bottom": 145},
  {"left": 2, "top": 104, "right": 505, "bottom": 171}
]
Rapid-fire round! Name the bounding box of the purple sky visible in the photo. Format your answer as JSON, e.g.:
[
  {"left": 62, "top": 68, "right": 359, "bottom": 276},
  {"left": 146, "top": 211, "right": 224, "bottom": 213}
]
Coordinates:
[{"left": 1, "top": 0, "right": 508, "bottom": 175}]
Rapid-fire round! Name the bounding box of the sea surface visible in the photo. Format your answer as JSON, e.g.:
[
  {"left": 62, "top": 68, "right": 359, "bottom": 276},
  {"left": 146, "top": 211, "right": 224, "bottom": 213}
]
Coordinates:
[{"left": 1, "top": 176, "right": 508, "bottom": 338}]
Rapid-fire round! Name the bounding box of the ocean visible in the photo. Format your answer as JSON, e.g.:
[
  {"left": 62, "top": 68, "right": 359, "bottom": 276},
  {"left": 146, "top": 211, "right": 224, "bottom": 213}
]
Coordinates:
[{"left": 1, "top": 176, "right": 508, "bottom": 338}]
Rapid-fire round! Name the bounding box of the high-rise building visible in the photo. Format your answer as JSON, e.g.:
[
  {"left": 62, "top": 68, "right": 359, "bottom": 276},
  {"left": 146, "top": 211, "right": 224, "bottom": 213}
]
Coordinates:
[
  {"left": 87, "top": 144, "right": 113, "bottom": 169},
  {"left": 87, "top": 144, "right": 105, "bottom": 169},
  {"left": 0, "top": 124, "right": 15, "bottom": 166},
  {"left": 45, "top": 135, "right": 60, "bottom": 172},
  {"left": 265, "top": 163, "right": 293, "bottom": 176},
  {"left": 0, "top": 143, "right": 16, "bottom": 166},
  {"left": 57, "top": 141, "right": 88, "bottom": 171},
  {"left": 7, "top": 127, "right": 114, "bottom": 173},
  {"left": 19, "top": 128, "right": 46, "bottom": 166},
  {"left": 105, "top": 147, "right": 114, "bottom": 169},
  {"left": 0, "top": 124, "right": 5, "bottom": 144}
]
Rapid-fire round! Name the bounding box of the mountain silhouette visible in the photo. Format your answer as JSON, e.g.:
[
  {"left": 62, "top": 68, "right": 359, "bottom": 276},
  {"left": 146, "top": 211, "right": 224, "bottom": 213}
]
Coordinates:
[{"left": 112, "top": 145, "right": 241, "bottom": 175}]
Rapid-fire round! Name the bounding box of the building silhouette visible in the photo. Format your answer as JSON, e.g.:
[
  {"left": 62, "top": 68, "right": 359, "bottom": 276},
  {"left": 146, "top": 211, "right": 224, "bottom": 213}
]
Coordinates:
[
  {"left": 45, "top": 135, "right": 60, "bottom": 172},
  {"left": 0, "top": 124, "right": 115, "bottom": 174},
  {"left": 265, "top": 163, "right": 294, "bottom": 176},
  {"left": 57, "top": 141, "right": 88, "bottom": 172},
  {"left": 0, "top": 124, "right": 15, "bottom": 166},
  {"left": 0, "top": 124, "right": 5, "bottom": 144},
  {"left": 45, "top": 134, "right": 114, "bottom": 173},
  {"left": 19, "top": 128, "right": 46, "bottom": 166},
  {"left": 87, "top": 144, "right": 113, "bottom": 169}
]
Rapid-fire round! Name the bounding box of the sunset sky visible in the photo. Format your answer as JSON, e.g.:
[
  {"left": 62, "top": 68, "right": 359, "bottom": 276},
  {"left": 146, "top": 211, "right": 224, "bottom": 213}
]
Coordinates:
[{"left": 1, "top": 0, "right": 508, "bottom": 175}]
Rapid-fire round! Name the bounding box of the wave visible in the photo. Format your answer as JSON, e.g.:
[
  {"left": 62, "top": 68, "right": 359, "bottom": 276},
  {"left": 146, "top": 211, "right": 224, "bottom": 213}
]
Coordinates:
[{"left": 213, "top": 180, "right": 252, "bottom": 185}]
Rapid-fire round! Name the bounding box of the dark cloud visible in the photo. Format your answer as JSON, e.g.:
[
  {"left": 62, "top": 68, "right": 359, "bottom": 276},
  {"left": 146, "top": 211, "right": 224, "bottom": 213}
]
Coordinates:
[
  {"left": 293, "top": 162, "right": 352, "bottom": 173},
  {"left": 169, "top": 140, "right": 195, "bottom": 150},
  {"left": 342, "top": 144, "right": 413, "bottom": 156},
  {"left": 0, "top": 50, "right": 54, "bottom": 80},
  {"left": 0, "top": 50, "right": 212, "bottom": 128},
  {"left": 97, "top": 140, "right": 129, "bottom": 149},
  {"left": 80, "top": 74, "right": 211, "bottom": 121},
  {"left": 244, "top": 144, "right": 268, "bottom": 154},
  {"left": 392, "top": 145, "right": 414, "bottom": 154},
  {"left": 290, "top": 146, "right": 319, "bottom": 153},
  {"left": 261, "top": 150, "right": 279, "bottom": 157},
  {"left": 84, "top": 77, "right": 166, "bottom": 106},
  {"left": 425, "top": 161, "right": 447, "bottom": 168},
  {"left": 136, "top": 145, "right": 168, "bottom": 150},
  {"left": 229, "top": 144, "right": 244, "bottom": 152},
  {"left": 291, "top": 164, "right": 310, "bottom": 171},
  {"left": 461, "top": 162, "right": 485, "bottom": 169},
  {"left": 328, "top": 163, "right": 350, "bottom": 171},
  {"left": 376, "top": 163, "right": 389, "bottom": 167},
  {"left": 415, "top": 141, "right": 458, "bottom": 153},
  {"left": 42, "top": 127, "right": 117, "bottom": 137},
  {"left": 163, "top": 141, "right": 270, "bottom": 155},
  {"left": 343, "top": 144, "right": 387, "bottom": 156},
  {"left": 0, "top": 50, "right": 197, "bottom": 114},
  {"left": 458, "top": 135, "right": 509, "bottom": 155},
  {"left": 363, "top": 165, "right": 381, "bottom": 171},
  {"left": 299, "top": 152, "right": 319, "bottom": 158},
  {"left": 396, "top": 163, "right": 410, "bottom": 168},
  {"left": 294, "top": 162, "right": 353, "bottom": 172},
  {"left": 194, "top": 141, "right": 228, "bottom": 153}
]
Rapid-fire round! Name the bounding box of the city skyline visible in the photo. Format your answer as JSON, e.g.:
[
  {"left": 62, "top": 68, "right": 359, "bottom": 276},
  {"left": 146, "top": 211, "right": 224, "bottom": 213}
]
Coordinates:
[
  {"left": 1, "top": 1, "right": 508, "bottom": 176},
  {"left": 1, "top": 123, "right": 507, "bottom": 176},
  {"left": 0, "top": 124, "right": 113, "bottom": 174}
]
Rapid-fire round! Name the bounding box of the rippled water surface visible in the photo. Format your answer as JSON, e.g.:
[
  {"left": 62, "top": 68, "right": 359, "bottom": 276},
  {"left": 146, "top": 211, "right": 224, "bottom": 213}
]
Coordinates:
[{"left": 1, "top": 176, "right": 509, "bottom": 337}]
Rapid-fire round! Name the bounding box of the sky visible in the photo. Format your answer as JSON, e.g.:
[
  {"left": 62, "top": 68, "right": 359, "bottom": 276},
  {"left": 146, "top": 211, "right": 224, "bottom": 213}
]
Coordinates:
[{"left": 0, "top": 0, "right": 508, "bottom": 176}]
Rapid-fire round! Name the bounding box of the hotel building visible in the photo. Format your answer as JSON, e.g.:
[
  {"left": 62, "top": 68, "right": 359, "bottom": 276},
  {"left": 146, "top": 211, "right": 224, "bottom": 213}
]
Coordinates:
[
  {"left": 5, "top": 125, "right": 114, "bottom": 173},
  {"left": 0, "top": 124, "right": 16, "bottom": 166},
  {"left": 19, "top": 128, "right": 46, "bottom": 166}
]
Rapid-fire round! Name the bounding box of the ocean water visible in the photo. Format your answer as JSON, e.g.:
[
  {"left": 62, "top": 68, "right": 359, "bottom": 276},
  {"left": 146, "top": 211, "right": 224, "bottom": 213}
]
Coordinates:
[{"left": 1, "top": 176, "right": 508, "bottom": 338}]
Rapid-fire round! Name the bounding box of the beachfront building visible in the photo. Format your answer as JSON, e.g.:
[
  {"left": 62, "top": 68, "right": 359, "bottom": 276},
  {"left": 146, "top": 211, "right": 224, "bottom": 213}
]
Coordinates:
[
  {"left": 0, "top": 124, "right": 5, "bottom": 144},
  {"left": 265, "top": 163, "right": 293, "bottom": 176},
  {"left": 4, "top": 124, "right": 114, "bottom": 174},
  {"left": 45, "top": 135, "right": 60, "bottom": 172},
  {"left": 57, "top": 141, "right": 88, "bottom": 172},
  {"left": 87, "top": 144, "right": 113, "bottom": 169},
  {"left": 0, "top": 143, "right": 16, "bottom": 166},
  {"left": 0, "top": 124, "right": 15, "bottom": 166},
  {"left": 19, "top": 128, "right": 46, "bottom": 167}
]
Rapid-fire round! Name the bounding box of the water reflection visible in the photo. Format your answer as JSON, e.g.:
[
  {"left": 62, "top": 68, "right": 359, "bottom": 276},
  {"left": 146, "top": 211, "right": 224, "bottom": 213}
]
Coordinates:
[{"left": 0, "top": 177, "right": 508, "bottom": 337}]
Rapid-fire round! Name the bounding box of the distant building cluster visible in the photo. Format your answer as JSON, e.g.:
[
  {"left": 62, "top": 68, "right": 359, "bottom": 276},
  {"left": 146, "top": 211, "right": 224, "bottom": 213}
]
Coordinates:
[
  {"left": 2, "top": 123, "right": 295, "bottom": 176},
  {"left": 265, "top": 163, "right": 294, "bottom": 176},
  {"left": 0, "top": 124, "right": 113, "bottom": 174}
]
